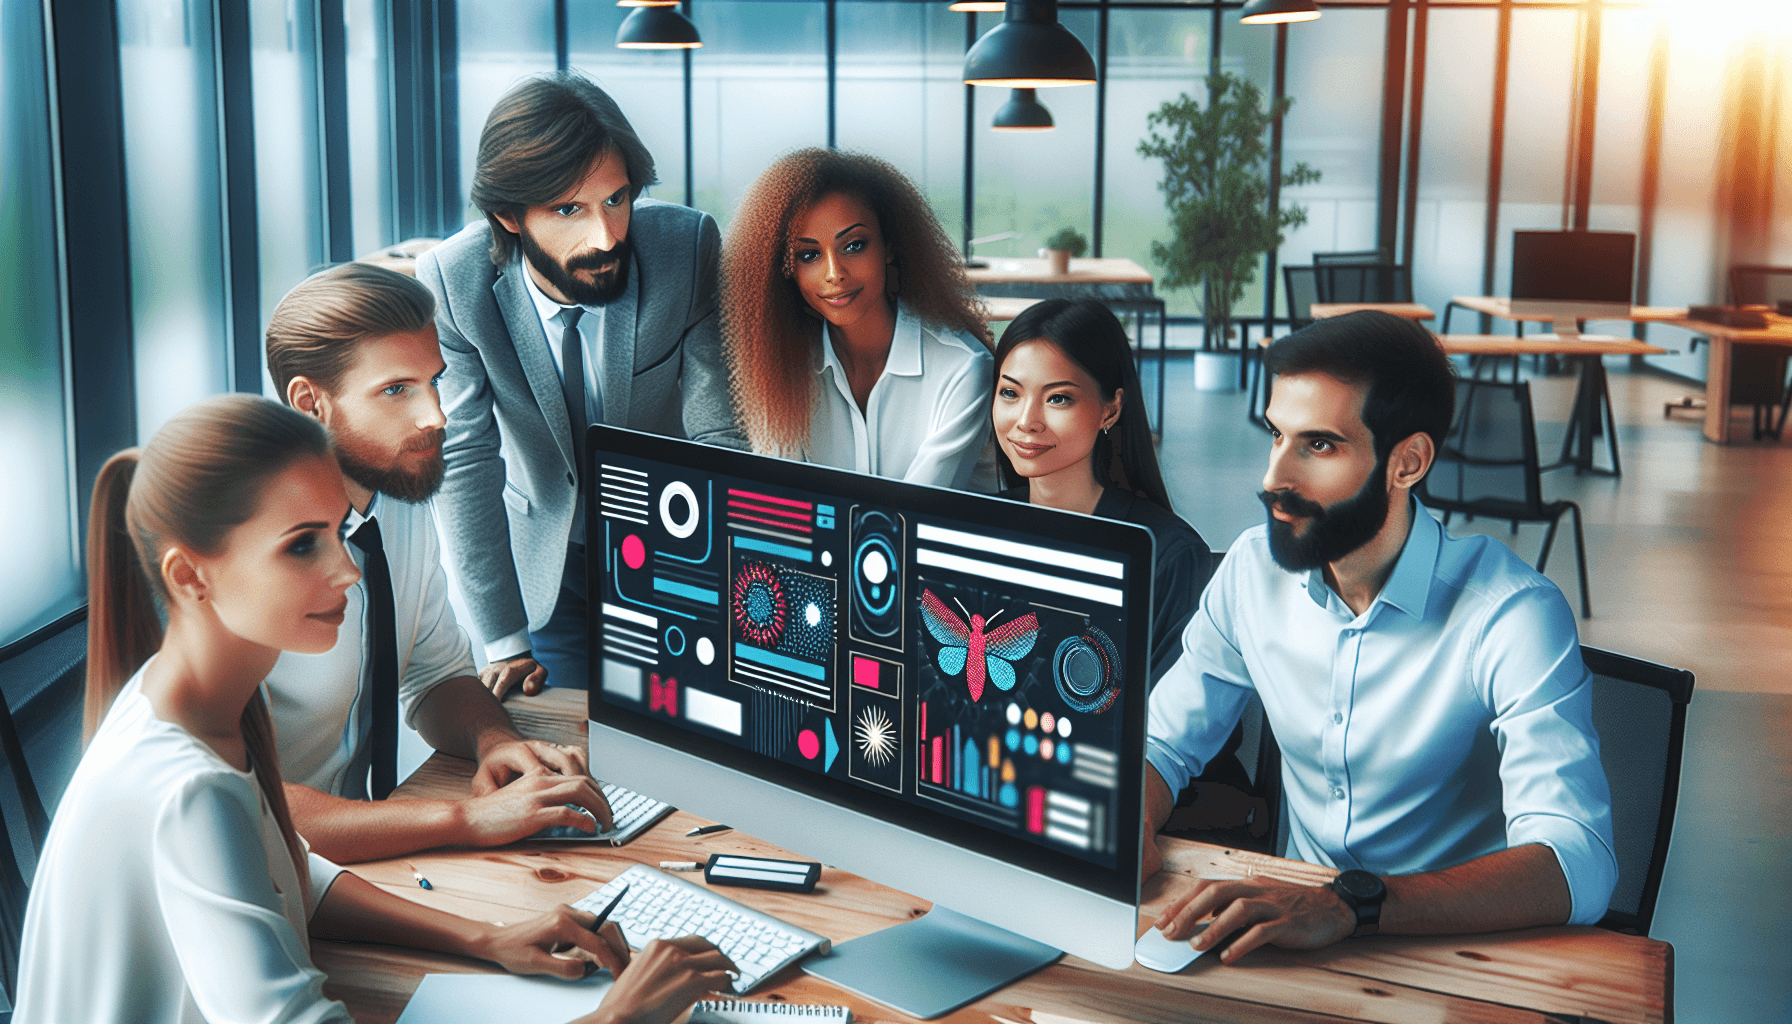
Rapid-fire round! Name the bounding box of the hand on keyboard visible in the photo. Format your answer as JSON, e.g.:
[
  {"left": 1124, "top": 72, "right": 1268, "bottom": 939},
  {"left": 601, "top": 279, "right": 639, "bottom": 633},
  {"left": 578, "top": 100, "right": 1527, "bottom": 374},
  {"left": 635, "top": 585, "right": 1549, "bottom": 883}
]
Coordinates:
[
  {"left": 471, "top": 737, "right": 592, "bottom": 795},
  {"left": 571, "top": 937, "right": 737, "bottom": 1024},
  {"left": 471, "top": 904, "right": 631, "bottom": 981},
  {"left": 575, "top": 865, "right": 830, "bottom": 994},
  {"left": 459, "top": 771, "right": 612, "bottom": 846},
  {"left": 528, "top": 783, "right": 674, "bottom": 845}
]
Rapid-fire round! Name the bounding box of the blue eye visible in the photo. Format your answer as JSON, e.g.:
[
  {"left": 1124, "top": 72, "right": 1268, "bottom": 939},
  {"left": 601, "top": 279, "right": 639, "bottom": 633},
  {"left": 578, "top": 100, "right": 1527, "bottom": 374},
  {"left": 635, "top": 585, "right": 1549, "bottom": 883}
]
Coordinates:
[
  {"left": 844, "top": 238, "right": 866, "bottom": 254},
  {"left": 998, "top": 386, "right": 1018, "bottom": 399},
  {"left": 604, "top": 190, "right": 628, "bottom": 208},
  {"left": 430, "top": 372, "right": 445, "bottom": 388},
  {"left": 289, "top": 532, "right": 318, "bottom": 557},
  {"left": 795, "top": 249, "right": 819, "bottom": 263},
  {"left": 383, "top": 384, "right": 406, "bottom": 396},
  {"left": 554, "top": 204, "right": 579, "bottom": 217},
  {"left": 1046, "top": 393, "right": 1071, "bottom": 406}
]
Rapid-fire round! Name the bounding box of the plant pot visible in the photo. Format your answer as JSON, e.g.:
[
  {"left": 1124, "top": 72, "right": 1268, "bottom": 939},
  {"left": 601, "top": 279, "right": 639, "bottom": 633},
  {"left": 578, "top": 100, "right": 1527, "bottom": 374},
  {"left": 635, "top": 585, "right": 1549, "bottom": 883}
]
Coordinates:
[
  {"left": 1039, "top": 248, "right": 1071, "bottom": 276},
  {"left": 1193, "top": 350, "right": 1241, "bottom": 393}
]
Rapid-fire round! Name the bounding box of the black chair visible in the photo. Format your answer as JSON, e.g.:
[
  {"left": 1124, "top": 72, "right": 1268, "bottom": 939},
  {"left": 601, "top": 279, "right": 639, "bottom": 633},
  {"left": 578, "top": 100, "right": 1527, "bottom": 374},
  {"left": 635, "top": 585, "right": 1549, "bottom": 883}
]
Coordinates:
[
  {"left": 1163, "top": 692, "right": 1282, "bottom": 857},
  {"left": 1245, "top": 266, "right": 1320, "bottom": 429},
  {"left": 1313, "top": 249, "right": 1390, "bottom": 266},
  {"left": 1315, "top": 263, "right": 1414, "bottom": 305},
  {"left": 1581, "top": 646, "right": 1693, "bottom": 936},
  {"left": 1726, "top": 265, "right": 1792, "bottom": 439},
  {"left": 1418, "top": 378, "right": 1592, "bottom": 618}
]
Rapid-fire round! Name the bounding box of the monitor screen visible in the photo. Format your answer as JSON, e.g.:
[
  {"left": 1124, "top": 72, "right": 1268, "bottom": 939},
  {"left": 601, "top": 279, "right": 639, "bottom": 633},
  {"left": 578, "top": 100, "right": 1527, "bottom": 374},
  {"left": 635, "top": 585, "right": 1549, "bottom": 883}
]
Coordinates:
[
  {"left": 1511, "top": 230, "right": 1636, "bottom": 304},
  {"left": 585, "top": 426, "right": 1152, "bottom": 899}
]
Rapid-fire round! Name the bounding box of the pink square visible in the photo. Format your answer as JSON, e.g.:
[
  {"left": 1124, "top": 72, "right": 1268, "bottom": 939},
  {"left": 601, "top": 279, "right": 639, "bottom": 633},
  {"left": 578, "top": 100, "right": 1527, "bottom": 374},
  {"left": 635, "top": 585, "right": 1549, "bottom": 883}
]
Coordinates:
[{"left": 853, "top": 656, "right": 880, "bottom": 690}]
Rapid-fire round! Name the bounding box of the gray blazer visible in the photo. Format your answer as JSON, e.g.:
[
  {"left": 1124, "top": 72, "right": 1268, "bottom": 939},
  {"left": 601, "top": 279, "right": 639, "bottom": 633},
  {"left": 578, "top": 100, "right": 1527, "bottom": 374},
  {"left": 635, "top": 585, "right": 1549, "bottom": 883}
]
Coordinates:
[{"left": 417, "top": 201, "right": 745, "bottom": 653}]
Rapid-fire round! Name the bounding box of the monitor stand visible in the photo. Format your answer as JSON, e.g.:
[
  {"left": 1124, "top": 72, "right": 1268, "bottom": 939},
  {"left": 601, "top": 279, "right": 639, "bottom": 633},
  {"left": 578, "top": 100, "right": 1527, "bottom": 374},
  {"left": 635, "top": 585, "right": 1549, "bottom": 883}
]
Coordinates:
[
  {"left": 1551, "top": 315, "right": 1583, "bottom": 340},
  {"left": 802, "top": 904, "right": 1062, "bottom": 1019}
]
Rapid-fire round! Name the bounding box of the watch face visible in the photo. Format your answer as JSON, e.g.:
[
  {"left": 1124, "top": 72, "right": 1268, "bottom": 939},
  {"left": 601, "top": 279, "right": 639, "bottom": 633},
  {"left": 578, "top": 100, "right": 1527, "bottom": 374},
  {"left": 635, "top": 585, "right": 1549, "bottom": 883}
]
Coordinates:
[{"left": 1336, "top": 870, "right": 1383, "bottom": 901}]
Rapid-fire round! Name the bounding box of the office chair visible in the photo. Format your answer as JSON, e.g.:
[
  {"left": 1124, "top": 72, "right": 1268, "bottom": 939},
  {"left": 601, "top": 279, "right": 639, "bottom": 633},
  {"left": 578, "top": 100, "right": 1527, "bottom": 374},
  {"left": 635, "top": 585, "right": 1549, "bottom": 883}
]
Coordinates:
[
  {"left": 1163, "top": 691, "right": 1282, "bottom": 858},
  {"left": 1725, "top": 265, "right": 1792, "bottom": 440},
  {"left": 1313, "top": 249, "right": 1391, "bottom": 267},
  {"left": 1245, "top": 266, "right": 1320, "bottom": 430},
  {"left": 1418, "top": 378, "right": 1592, "bottom": 618},
  {"left": 1315, "top": 263, "right": 1414, "bottom": 305},
  {"left": 1580, "top": 646, "right": 1693, "bottom": 936}
]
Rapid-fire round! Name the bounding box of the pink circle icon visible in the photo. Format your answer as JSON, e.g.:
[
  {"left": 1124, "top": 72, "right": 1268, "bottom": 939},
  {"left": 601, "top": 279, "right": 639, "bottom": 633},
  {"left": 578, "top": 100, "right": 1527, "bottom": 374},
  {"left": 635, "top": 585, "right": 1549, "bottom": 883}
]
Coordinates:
[
  {"left": 797, "top": 729, "right": 820, "bottom": 760},
  {"left": 621, "top": 534, "right": 646, "bottom": 570}
]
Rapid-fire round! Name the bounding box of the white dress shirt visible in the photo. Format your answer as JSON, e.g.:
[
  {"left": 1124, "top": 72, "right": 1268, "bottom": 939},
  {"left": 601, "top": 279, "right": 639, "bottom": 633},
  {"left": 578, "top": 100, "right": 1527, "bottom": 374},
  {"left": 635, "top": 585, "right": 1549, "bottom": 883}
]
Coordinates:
[
  {"left": 522, "top": 267, "right": 608, "bottom": 429},
  {"left": 265, "top": 493, "right": 476, "bottom": 798},
  {"left": 794, "top": 303, "right": 993, "bottom": 489},
  {"left": 16, "top": 662, "right": 348, "bottom": 1024},
  {"left": 1147, "top": 504, "right": 1619, "bottom": 925}
]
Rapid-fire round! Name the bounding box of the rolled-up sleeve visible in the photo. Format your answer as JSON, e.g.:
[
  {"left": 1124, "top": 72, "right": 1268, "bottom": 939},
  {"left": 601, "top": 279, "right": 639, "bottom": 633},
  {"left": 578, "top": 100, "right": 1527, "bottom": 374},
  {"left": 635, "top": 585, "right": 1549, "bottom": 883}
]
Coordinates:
[
  {"left": 1146, "top": 553, "right": 1254, "bottom": 796},
  {"left": 1476, "top": 584, "right": 1619, "bottom": 926}
]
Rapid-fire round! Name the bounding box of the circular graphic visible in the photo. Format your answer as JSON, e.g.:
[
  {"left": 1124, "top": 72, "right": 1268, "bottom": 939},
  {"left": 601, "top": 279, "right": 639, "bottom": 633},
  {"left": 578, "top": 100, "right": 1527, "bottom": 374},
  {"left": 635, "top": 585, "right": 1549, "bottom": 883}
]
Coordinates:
[
  {"left": 1023, "top": 734, "right": 1039, "bottom": 755},
  {"left": 821, "top": 550, "right": 834, "bottom": 567},
  {"left": 664, "top": 625, "right": 687, "bottom": 657},
  {"left": 620, "top": 534, "right": 646, "bottom": 570},
  {"left": 854, "top": 706, "right": 897, "bottom": 766},
  {"left": 1006, "top": 703, "right": 1021, "bottom": 726},
  {"left": 1057, "top": 717, "right": 1072, "bottom": 738},
  {"left": 1040, "top": 738, "right": 1054, "bottom": 760},
  {"left": 696, "top": 637, "right": 715, "bottom": 665},
  {"left": 1052, "top": 626, "right": 1122, "bottom": 714},
  {"left": 998, "top": 783, "right": 1019, "bottom": 808},
  {"left": 730, "top": 562, "right": 787, "bottom": 647},
  {"left": 1023, "top": 708, "right": 1038, "bottom": 731},
  {"left": 804, "top": 602, "right": 821, "bottom": 627},
  {"left": 862, "top": 549, "right": 889, "bottom": 585},
  {"left": 797, "top": 729, "right": 821, "bottom": 760},
  {"left": 1057, "top": 741, "right": 1073, "bottom": 764},
  {"left": 658, "top": 481, "right": 699, "bottom": 539},
  {"left": 1005, "top": 728, "right": 1021, "bottom": 751},
  {"left": 1040, "top": 711, "right": 1056, "bottom": 735}
]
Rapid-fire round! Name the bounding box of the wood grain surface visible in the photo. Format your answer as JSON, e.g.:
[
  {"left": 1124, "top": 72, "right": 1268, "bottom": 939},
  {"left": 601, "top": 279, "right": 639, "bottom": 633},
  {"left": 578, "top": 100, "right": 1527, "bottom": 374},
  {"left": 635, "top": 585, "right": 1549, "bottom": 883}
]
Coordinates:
[{"left": 315, "top": 690, "right": 1671, "bottom": 1024}]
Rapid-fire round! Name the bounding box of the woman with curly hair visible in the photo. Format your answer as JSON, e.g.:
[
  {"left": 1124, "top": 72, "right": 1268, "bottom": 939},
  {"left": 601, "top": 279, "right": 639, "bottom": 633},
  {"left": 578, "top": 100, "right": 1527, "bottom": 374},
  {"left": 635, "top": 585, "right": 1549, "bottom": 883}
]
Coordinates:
[{"left": 722, "top": 148, "right": 993, "bottom": 488}]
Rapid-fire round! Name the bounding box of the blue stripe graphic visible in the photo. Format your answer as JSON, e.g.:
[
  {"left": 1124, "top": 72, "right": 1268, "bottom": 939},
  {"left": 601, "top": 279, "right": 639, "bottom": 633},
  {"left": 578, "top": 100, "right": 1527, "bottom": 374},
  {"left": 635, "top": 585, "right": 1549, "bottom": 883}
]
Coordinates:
[
  {"left": 733, "top": 643, "right": 826, "bottom": 681},
  {"left": 733, "top": 536, "right": 812, "bottom": 562},
  {"left": 652, "top": 577, "right": 719, "bottom": 605}
]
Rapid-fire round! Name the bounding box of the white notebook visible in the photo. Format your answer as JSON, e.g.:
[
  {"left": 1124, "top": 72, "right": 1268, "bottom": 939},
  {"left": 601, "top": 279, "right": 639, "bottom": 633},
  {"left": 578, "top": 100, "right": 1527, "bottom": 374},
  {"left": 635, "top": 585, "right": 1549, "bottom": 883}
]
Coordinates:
[{"left": 693, "top": 999, "right": 851, "bottom": 1023}]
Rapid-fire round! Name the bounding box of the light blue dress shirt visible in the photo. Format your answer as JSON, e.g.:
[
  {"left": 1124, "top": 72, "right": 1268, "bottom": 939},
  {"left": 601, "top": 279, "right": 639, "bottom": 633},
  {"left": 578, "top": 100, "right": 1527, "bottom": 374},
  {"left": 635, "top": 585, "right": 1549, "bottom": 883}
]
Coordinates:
[{"left": 1146, "top": 503, "right": 1618, "bottom": 925}]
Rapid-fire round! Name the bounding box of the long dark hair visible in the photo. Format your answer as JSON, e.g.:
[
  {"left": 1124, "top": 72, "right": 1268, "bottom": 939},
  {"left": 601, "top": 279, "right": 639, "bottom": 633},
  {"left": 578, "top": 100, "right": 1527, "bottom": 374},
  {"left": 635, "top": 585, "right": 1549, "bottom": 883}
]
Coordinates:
[
  {"left": 991, "top": 298, "right": 1175, "bottom": 512},
  {"left": 722, "top": 147, "right": 989, "bottom": 454},
  {"left": 86, "top": 394, "right": 334, "bottom": 898}
]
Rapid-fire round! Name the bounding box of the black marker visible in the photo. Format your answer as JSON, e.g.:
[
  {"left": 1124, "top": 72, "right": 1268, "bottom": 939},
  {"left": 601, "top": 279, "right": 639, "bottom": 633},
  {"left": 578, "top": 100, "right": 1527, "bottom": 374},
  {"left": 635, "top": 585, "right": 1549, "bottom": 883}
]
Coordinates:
[{"left": 686, "top": 823, "right": 732, "bottom": 837}]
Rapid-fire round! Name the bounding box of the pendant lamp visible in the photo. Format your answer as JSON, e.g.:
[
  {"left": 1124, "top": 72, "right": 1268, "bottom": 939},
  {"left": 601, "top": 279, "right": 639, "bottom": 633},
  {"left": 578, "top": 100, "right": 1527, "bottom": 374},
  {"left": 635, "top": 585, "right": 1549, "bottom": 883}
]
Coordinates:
[
  {"left": 1239, "top": 0, "right": 1321, "bottom": 25},
  {"left": 616, "top": 5, "right": 702, "bottom": 49},
  {"left": 963, "top": 0, "right": 1096, "bottom": 89},
  {"left": 948, "top": 2, "right": 1006, "bottom": 10},
  {"left": 992, "top": 89, "right": 1054, "bottom": 131}
]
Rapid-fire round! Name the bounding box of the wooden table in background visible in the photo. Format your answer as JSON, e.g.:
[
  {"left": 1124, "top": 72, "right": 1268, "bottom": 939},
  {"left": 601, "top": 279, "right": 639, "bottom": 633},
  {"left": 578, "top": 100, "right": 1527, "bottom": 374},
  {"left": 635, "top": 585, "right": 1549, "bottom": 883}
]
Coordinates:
[
  {"left": 314, "top": 689, "right": 1672, "bottom": 1024},
  {"left": 1442, "top": 296, "right": 1688, "bottom": 334},
  {"left": 1661, "top": 314, "right": 1792, "bottom": 443},
  {"left": 983, "top": 295, "right": 1044, "bottom": 323},
  {"left": 1310, "top": 302, "right": 1435, "bottom": 321}
]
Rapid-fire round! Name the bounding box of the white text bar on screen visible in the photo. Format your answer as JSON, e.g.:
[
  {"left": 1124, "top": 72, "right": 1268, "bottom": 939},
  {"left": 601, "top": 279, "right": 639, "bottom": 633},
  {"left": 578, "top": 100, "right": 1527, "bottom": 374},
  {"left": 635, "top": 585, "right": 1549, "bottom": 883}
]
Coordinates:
[
  {"left": 915, "top": 523, "right": 1123, "bottom": 579},
  {"left": 602, "top": 602, "right": 658, "bottom": 630},
  {"left": 916, "top": 549, "right": 1123, "bottom": 606}
]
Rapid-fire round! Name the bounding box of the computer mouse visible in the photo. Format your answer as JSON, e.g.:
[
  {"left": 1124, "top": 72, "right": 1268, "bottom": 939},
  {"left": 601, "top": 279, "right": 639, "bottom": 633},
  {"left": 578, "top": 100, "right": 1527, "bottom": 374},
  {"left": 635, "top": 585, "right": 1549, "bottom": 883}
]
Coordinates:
[{"left": 1134, "top": 923, "right": 1234, "bottom": 973}]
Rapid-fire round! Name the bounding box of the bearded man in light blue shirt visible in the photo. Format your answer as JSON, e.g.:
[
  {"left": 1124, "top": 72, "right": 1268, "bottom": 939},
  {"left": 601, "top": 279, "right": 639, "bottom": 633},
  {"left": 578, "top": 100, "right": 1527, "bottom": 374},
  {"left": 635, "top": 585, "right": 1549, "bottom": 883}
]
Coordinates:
[{"left": 1145, "top": 310, "right": 1616, "bottom": 964}]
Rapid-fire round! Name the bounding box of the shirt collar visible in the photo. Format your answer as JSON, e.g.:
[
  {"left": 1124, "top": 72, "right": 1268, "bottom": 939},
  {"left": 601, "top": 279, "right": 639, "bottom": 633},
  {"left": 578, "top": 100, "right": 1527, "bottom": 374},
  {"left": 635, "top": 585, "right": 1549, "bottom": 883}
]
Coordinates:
[
  {"left": 519, "top": 264, "right": 583, "bottom": 326},
  {"left": 343, "top": 491, "right": 381, "bottom": 538},
  {"left": 818, "top": 301, "right": 923, "bottom": 381},
  {"left": 1302, "top": 496, "right": 1438, "bottom": 621}
]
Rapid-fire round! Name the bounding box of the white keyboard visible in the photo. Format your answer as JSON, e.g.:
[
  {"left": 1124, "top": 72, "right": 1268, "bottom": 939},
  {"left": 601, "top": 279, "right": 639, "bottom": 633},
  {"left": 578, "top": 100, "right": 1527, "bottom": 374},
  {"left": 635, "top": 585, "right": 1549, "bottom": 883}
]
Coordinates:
[
  {"left": 526, "top": 782, "right": 674, "bottom": 845},
  {"left": 574, "top": 864, "right": 830, "bottom": 992}
]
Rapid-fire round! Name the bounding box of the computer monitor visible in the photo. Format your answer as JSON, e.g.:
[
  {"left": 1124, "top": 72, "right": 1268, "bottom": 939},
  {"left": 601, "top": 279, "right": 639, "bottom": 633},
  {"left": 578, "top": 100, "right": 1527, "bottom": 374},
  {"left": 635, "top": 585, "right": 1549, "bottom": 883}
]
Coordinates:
[
  {"left": 1510, "top": 230, "right": 1637, "bottom": 337},
  {"left": 583, "top": 425, "right": 1152, "bottom": 1016}
]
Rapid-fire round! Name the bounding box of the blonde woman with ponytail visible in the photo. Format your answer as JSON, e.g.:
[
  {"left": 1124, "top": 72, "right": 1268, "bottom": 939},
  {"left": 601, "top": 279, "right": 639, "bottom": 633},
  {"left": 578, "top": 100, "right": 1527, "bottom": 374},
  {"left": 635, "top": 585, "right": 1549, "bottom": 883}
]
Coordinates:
[{"left": 15, "top": 395, "right": 733, "bottom": 1024}]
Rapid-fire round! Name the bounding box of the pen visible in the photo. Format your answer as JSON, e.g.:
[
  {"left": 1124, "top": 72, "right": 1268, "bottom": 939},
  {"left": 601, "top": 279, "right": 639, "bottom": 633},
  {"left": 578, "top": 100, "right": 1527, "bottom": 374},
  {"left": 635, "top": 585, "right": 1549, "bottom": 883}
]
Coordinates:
[
  {"left": 405, "top": 861, "right": 432, "bottom": 890},
  {"left": 659, "top": 860, "right": 701, "bottom": 872},
  {"left": 574, "top": 883, "right": 630, "bottom": 977},
  {"left": 686, "top": 823, "right": 731, "bottom": 836}
]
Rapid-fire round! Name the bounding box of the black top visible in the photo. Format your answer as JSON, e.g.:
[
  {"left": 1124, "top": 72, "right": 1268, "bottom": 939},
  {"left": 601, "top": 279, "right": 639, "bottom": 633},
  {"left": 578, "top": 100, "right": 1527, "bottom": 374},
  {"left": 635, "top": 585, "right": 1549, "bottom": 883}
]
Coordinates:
[{"left": 1003, "top": 486, "right": 1214, "bottom": 686}]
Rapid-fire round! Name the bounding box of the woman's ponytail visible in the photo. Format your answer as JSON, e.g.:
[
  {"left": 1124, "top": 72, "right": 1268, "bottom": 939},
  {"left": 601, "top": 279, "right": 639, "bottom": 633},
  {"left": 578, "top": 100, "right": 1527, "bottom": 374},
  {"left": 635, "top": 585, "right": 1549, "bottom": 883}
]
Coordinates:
[{"left": 84, "top": 450, "right": 162, "bottom": 744}]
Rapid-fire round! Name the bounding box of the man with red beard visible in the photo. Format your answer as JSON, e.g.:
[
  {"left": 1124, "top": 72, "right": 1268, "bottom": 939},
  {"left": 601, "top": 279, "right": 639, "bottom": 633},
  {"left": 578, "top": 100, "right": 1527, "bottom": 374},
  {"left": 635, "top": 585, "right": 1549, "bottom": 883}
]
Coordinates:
[
  {"left": 1143, "top": 311, "right": 1615, "bottom": 964},
  {"left": 262, "top": 263, "right": 612, "bottom": 863}
]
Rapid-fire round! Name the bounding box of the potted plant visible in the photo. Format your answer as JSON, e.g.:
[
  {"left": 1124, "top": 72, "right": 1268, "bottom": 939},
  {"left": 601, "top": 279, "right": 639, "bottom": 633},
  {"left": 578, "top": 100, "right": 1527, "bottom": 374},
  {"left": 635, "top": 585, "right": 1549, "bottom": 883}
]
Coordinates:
[
  {"left": 1138, "top": 71, "right": 1319, "bottom": 389},
  {"left": 1040, "top": 227, "right": 1087, "bottom": 276}
]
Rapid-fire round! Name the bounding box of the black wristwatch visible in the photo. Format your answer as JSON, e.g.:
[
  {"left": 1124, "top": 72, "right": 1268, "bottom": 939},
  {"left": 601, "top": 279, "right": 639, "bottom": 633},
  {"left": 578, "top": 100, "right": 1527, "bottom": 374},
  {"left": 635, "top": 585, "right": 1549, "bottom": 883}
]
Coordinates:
[{"left": 1329, "top": 869, "right": 1386, "bottom": 937}]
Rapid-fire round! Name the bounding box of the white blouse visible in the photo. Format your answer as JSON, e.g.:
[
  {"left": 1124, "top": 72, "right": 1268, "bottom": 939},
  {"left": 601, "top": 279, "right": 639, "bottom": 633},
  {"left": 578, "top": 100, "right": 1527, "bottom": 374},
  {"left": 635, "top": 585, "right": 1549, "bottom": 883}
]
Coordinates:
[
  {"left": 798, "top": 303, "right": 994, "bottom": 489},
  {"left": 15, "top": 663, "right": 349, "bottom": 1024}
]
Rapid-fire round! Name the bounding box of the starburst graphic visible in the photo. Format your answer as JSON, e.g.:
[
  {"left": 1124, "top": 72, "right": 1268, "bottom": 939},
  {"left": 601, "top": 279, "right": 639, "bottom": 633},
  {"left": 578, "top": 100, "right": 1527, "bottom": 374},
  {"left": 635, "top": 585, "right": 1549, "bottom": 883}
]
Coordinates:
[
  {"left": 854, "top": 705, "right": 897, "bottom": 767},
  {"left": 731, "top": 561, "right": 787, "bottom": 647}
]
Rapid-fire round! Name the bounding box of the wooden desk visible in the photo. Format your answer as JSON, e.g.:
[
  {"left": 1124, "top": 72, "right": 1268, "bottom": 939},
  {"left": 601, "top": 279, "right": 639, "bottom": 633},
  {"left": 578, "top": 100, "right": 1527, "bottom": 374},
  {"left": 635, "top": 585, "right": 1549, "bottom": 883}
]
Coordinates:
[
  {"left": 1438, "top": 335, "right": 1668, "bottom": 358},
  {"left": 983, "top": 295, "right": 1044, "bottom": 323},
  {"left": 1661, "top": 314, "right": 1792, "bottom": 443},
  {"left": 1445, "top": 296, "right": 1687, "bottom": 330},
  {"left": 966, "top": 257, "right": 1154, "bottom": 289},
  {"left": 315, "top": 690, "right": 1671, "bottom": 1024},
  {"left": 1310, "top": 302, "right": 1435, "bottom": 321}
]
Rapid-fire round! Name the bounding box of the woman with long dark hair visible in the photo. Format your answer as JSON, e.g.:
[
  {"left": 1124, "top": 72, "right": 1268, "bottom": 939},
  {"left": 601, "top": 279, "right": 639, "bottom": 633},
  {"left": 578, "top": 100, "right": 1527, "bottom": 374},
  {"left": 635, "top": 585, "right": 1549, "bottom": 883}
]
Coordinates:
[
  {"left": 990, "top": 298, "right": 1214, "bottom": 683},
  {"left": 15, "top": 394, "right": 730, "bottom": 1024},
  {"left": 722, "top": 148, "right": 994, "bottom": 488}
]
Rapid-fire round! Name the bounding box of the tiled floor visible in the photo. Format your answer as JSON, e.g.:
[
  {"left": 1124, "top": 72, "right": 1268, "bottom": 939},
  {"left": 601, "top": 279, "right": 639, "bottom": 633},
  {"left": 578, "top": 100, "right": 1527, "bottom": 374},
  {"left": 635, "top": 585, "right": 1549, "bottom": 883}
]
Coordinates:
[{"left": 1146, "top": 351, "right": 1792, "bottom": 1022}]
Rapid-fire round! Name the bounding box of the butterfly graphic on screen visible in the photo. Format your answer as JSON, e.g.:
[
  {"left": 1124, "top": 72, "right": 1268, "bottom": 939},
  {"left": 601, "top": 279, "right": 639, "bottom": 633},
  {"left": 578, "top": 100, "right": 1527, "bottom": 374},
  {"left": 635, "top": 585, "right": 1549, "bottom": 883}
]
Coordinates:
[{"left": 919, "top": 589, "right": 1040, "bottom": 701}]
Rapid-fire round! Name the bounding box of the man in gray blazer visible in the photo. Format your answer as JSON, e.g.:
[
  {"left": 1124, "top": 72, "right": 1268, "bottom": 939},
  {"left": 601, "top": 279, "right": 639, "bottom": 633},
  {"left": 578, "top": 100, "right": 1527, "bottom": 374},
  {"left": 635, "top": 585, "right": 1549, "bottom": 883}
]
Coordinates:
[{"left": 418, "top": 72, "right": 743, "bottom": 698}]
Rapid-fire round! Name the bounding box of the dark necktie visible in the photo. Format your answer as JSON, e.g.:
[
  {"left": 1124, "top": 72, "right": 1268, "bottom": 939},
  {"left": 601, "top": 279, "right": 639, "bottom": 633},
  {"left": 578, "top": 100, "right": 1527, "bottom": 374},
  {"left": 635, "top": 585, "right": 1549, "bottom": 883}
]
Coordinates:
[
  {"left": 560, "top": 306, "right": 587, "bottom": 484},
  {"left": 347, "top": 517, "right": 399, "bottom": 800}
]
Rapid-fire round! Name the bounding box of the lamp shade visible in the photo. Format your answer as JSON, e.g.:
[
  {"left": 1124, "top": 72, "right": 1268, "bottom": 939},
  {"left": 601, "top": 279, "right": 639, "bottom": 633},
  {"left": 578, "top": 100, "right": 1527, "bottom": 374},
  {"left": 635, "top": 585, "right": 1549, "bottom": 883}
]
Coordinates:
[
  {"left": 1239, "top": 0, "right": 1321, "bottom": 24},
  {"left": 948, "top": 2, "right": 1007, "bottom": 10},
  {"left": 616, "top": 6, "right": 702, "bottom": 48},
  {"left": 992, "top": 89, "right": 1054, "bottom": 131},
  {"left": 963, "top": 1, "right": 1096, "bottom": 89}
]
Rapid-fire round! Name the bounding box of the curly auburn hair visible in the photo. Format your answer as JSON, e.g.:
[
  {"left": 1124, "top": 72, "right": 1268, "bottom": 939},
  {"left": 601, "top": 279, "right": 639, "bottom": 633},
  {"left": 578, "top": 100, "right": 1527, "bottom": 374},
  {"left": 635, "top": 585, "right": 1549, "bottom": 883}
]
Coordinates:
[{"left": 721, "top": 148, "right": 990, "bottom": 454}]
